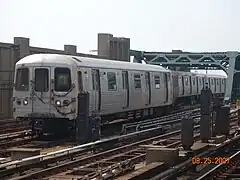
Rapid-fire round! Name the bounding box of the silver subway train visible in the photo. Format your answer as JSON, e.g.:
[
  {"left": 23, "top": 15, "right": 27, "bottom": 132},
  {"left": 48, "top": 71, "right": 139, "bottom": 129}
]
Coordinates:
[{"left": 12, "top": 54, "right": 226, "bottom": 135}]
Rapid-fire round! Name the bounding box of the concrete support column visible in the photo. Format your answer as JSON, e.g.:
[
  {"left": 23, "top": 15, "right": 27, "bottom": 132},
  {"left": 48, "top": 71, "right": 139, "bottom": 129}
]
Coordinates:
[
  {"left": 120, "top": 37, "right": 130, "bottom": 62},
  {"left": 14, "top": 37, "right": 30, "bottom": 59},
  {"left": 97, "top": 33, "right": 130, "bottom": 61},
  {"left": 64, "top": 45, "right": 77, "bottom": 55},
  {"left": 98, "top": 33, "right": 113, "bottom": 58}
]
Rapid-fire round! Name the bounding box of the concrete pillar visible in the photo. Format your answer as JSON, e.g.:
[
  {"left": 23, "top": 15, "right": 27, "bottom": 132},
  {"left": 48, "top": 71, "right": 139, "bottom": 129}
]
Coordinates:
[
  {"left": 98, "top": 33, "right": 113, "bottom": 58},
  {"left": 14, "top": 37, "right": 30, "bottom": 59},
  {"left": 120, "top": 37, "right": 130, "bottom": 62},
  {"left": 64, "top": 45, "right": 77, "bottom": 55},
  {"left": 181, "top": 116, "right": 194, "bottom": 150},
  {"left": 98, "top": 33, "right": 130, "bottom": 61}
]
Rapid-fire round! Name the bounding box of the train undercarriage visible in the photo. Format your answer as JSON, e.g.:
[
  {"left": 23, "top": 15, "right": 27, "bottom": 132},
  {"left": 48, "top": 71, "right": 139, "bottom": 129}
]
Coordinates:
[{"left": 26, "top": 93, "right": 225, "bottom": 142}]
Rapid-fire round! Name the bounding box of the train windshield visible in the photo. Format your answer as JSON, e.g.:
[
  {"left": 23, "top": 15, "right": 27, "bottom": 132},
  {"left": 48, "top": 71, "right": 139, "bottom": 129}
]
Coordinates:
[
  {"left": 54, "top": 68, "right": 71, "bottom": 92},
  {"left": 15, "top": 68, "right": 29, "bottom": 91},
  {"left": 35, "top": 68, "right": 49, "bottom": 92}
]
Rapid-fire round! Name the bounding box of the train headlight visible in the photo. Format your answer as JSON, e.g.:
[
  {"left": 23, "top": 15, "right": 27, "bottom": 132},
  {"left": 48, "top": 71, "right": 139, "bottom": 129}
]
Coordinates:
[
  {"left": 55, "top": 100, "right": 61, "bottom": 106},
  {"left": 23, "top": 99, "right": 28, "bottom": 105}
]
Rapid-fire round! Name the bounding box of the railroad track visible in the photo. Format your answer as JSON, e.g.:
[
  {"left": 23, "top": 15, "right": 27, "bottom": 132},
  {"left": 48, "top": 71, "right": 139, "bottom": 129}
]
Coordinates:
[
  {"left": 148, "top": 134, "right": 240, "bottom": 180},
  {"left": 0, "top": 110, "right": 237, "bottom": 180},
  {"left": 0, "top": 131, "right": 36, "bottom": 157},
  {"left": 0, "top": 119, "right": 30, "bottom": 134},
  {"left": 121, "top": 108, "right": 200, "bottom": 134},
  {"left": 196, "top": 150, "right": 240, "bottom": 180},
  {"left": 0, "top": 107, "right": 200, "bottom": 159}
]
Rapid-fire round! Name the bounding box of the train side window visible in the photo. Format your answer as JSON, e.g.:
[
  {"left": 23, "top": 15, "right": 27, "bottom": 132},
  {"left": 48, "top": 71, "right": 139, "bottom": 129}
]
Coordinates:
[
  {"left": 122, "top": 71, "right": 128, "bottom": 89},
  {"left": 154, "top": 75, "right": 160, "bottom": 89},
  {"left": 211, "top": 79, "right": 214, "bottom": 85},
  {"left": 54, "top": 68, "right": 71, "bottom": 92},
  {"left": 217, "top": 79, "right": 219, "bottom": 85},
  {"left": 78, "top": 71, "right": 83, "bottom": 92},
  {"left": 199, "top": 78, "right": 202, "bottom": 85},
  {"left": 107, "top": 72, "right": 117, "bottom": 91},
  {"left": 185, "top": 77, "right": 188, "bottom": 85},
  {"left": 35, "top": 68, "right": 49, "bottom": 92},
  {"left": 15, "top": 68, "right": 29, "bottom": 91},
  {"left": 145, "top": 73, "right": 149, "bottom": 88},
  {"left": 134, "top": 74, "right": 141, "bottom": 89}
]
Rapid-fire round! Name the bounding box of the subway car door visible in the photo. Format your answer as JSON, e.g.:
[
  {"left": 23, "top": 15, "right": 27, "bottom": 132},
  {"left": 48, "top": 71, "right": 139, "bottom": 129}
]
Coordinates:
[
  {"left": 164, "top": 73, "right": 169, "bottom": 103},
  {"left": 33, "top": 67, "right": 51, "bottom": 113},
  {"left": 92, "top": 69, "right": 101, "bottom": 112},
  {"left": 181, "top": 76, "right": 185, "bottom": 95},
  {"left": 145, "top": 72, "right": 151, "bottom": 105},
  {"left": 214, "top": 78, "right": 217, "bottom": 93},
  {"left": 122, "top": 71, "right": 129, "bottom": 108},
  {"left": 189, "top": 76, "right": 192, "bottom": 95},
  {"left": 196, "top": 77, "right": 199, "bottom": 94},
  {"left": 220, "top": 79, "right": 222, "bottom": 92}
]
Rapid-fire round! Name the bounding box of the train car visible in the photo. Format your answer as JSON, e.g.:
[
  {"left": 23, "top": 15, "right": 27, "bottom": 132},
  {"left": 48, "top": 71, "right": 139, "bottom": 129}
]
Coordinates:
[
  {"left": 172, "top": 71, "right": 226, "bottom": 106},
  {"left": 12, "top": 54, "right": 227, "bottom": 137},
  {"left": 13, "top": 54, "right": 173, "bottom": 136}
]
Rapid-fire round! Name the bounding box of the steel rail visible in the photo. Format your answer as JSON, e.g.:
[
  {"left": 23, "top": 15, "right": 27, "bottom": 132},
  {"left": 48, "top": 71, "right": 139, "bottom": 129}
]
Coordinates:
[
  {"left": 196, "top": 150, "right": 240, "bottom": 180},
  {"left": 0, "top": 113, "right": 203, "bottom": 170},
  {"left": 11, "top": 119, "right": 238, "bottom": 180},
  {"left": 149, "top": 133, "right": 240, "bottom": 180},
  {"left": 0, "top": 125, "right": 201, "bottom": 179},
  {"left": 0, "top": 109, "right": 237, "bottom": 179},
  {"left": 8, "top": 126, "right": 201, "bottom": 180}
]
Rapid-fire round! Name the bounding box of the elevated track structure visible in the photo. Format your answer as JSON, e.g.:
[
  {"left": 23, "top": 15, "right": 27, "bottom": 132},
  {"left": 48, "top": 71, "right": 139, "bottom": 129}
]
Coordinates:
[{"left": 130, "top": 50, "right": 240, "bottom": 104}]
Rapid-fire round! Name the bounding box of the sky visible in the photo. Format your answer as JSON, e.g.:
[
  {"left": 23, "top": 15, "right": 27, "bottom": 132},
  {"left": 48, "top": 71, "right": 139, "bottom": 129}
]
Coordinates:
[{"left": 0, "top": 0, "right": 238, "bottom": 76}]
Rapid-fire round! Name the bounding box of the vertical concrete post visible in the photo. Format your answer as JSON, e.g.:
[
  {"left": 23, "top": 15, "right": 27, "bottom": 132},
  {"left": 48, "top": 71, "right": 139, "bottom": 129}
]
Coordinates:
[
  {"left": 76, "top": 92, "right": 90, "bottom": 144},
  {"left": 64, "top": 45, "right": 77, "bottom": 55},
  {"left": 200, "top": 88, "right": 213, "bottom": 142},
  {"left": 212, "top": 98, "right": 221, "bottom": 137},
  {"left": 215, "top": 105, "right": 230, "bottom": 136},
  {"left": 98, "top": 33, "right": 113, "bottom": 58},
  {"left": 14, "top": 37, "right": 30, "bottom": 59},
  {"left": 181, "top": 115, "right": 194, "bottom": 150},
  {"left": 120, "top": 37, "right": 130, "bottom": 62}
]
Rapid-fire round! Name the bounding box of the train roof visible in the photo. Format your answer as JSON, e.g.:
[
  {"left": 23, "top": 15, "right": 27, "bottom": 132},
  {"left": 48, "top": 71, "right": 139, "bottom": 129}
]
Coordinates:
[
  {"left": 16, "top": 54, "right": 170, "bottom": 72},
  {"left": 172, "top": 70, "right": 226, "bottom": 78}
]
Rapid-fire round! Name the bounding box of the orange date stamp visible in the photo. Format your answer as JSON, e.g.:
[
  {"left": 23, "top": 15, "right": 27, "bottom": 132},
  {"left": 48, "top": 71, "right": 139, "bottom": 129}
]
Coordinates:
[{"left": 191, "top": 157, "right": 230, "bottom": 165}]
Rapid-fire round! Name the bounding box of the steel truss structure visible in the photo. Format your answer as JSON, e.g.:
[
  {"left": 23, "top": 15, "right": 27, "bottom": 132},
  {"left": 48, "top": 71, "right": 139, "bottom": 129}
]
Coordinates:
[{"left": 130, "top": 50, "right": 240, "bottom": 104}]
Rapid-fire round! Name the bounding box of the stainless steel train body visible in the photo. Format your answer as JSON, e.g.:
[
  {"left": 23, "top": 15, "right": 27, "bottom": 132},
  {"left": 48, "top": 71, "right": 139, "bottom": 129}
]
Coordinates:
[{"left": 12, "top": 54, "right": 227, "bottom": 134}]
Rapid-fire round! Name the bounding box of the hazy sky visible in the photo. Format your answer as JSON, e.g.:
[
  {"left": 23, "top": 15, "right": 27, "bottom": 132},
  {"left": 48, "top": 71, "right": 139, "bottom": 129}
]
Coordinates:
[
  {"left": 0, "top": 0, "right": 238, "bottom": 76},
  {"left": 0, "top": 0, "right": 238, "bottom": 54}
]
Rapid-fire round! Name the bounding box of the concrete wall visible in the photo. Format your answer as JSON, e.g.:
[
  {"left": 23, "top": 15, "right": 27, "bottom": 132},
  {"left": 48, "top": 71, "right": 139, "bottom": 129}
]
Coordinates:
[
  {"left": 0, "top": 37, "right": 110, "bottom": 119},
  {"left": 98, "top": 33, "right": 130, "bottom": 62}
]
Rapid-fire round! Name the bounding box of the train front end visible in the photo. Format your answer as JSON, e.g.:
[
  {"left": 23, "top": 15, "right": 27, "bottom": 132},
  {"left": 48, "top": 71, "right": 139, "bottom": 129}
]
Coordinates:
[{"left": 12, "top": 54, "right": 77, "bottom": 136}]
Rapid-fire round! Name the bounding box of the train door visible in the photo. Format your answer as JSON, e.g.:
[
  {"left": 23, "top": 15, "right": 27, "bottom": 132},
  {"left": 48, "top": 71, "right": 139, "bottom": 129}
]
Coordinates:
[
  {"left": 196, "top": 77, "right": 199, "bottom": 94},
  {"left": 32, "top": 67, "right": 51, "bottom": 113},
  {"left": 219, "top": 79, "right": 222, "bottom": 92},
  {"left": 208, "top": 78, "right": 211, "bottom": 89},
  {"left": 145, "top": 72, "right": 151, "bottom": 105},
  {"left": 164, "top": 73, "right": 169, "bottom": 102},
  {"left": 214, "top": 78, "right": 217, "bottom": 93},
  {"left": 181, "top": 76, "right": 184, "bottom": 95},
  {"left": 189, "top": 76, "right": 192, "bottom": 94},
  {"left": 92, "top": 69, "right": 101, "bottom": 112},
  {"left": 122, "top": 71, "right": 129, "bottom": 108}
]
